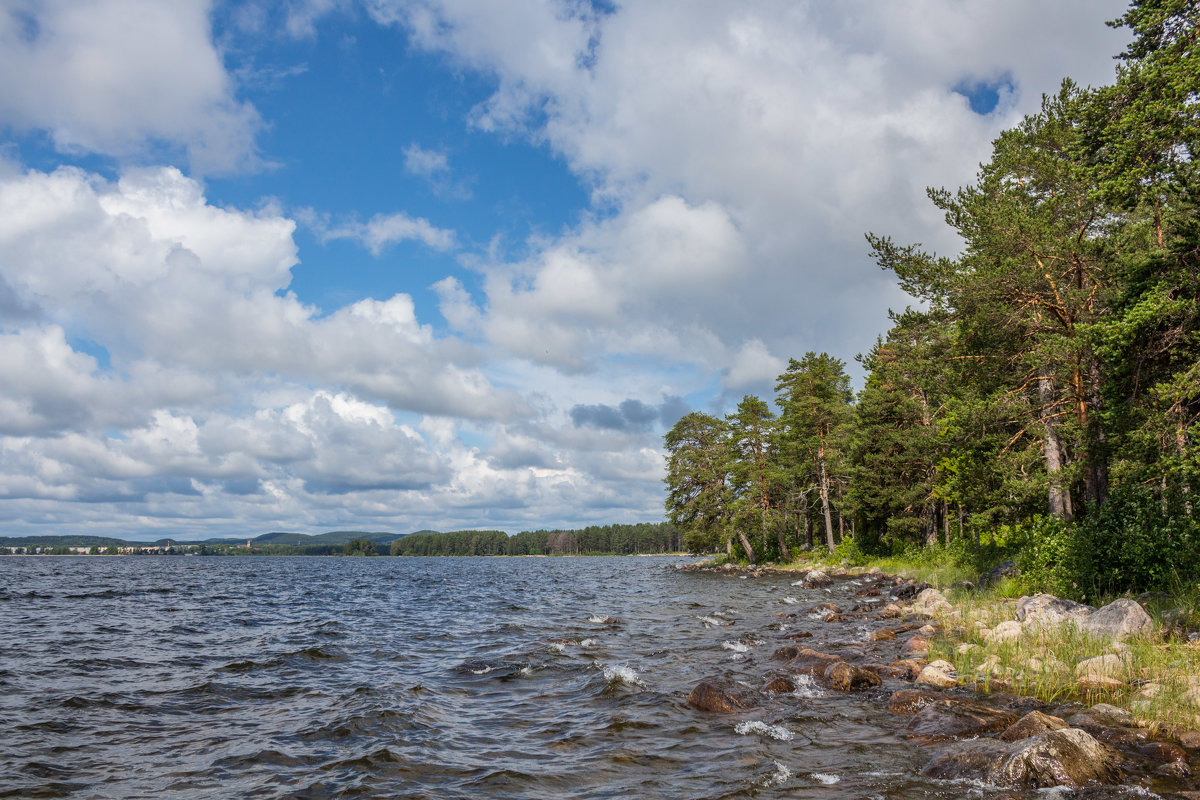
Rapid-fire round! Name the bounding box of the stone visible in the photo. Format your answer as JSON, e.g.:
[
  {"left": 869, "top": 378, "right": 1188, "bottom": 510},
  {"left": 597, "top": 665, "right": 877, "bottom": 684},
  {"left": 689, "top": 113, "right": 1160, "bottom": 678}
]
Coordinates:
[
  {"left": 686, "top": 676, "right": 758, "bottom": 713},
  {"left": 762, "top": 677, "right": 796, "bottom": 694},
  {"left": 1075, "top": 598, "right": 1155, "bottom": 641},
  {"left": 824, "top": 661, "right": 882, "bottom": 691},
  {"left": 1075, "top": 653, "right": 1130, "bottom": 689},
  {"left": 875, "top": 603, "right": 904, "bottom": 619},
  {"left": 956, "top": 642, "right": 978, "bottom": 655},
  {"left": 869, "top": 629, "right": 896, "bottom": 642},
  {"left": 887, "top": 688, "right": 947, "bottom": 714},
  {"left": 920, "top": 728, "right": 1123, "bottom": 788},
  {"left": 998, "top": 711, "right": 1068, "bottom": 742},
  {"left": 906, "top": 698, "right": 1019, "bottom": 742},
  {"left": 888, "top": 659, "right": 925, "bottom": 680},
  {"left": 911, "top": 588, "right": 953, "bottom": 616},
  {"left": 1155, "top": 761, "right": 1191, "bottom": 778},
  {"left": 802, "top": 570, "right": 833, "bottom": 588},
  {"left": 980, "top": 559, "right": 1020, "bottom": 587},
  {"left": 1138, "top": 741, "right": 1188, "bottom": 764},
  {"left": 772, "top": 645, "right": 804, "bottom": 661},
  {"left": 900, "top": 634, "right": 930, "bottom": 658},
  {"left": 987, "top": 620, "right": 1024, "bottom": 642},
  {"left": 916, "top": 659, "right": 959, "bottom": 688},
  {"left": 784, "top": 648, "right": 844, "bottom": 677},
  {"left": 1085, "top": 703, "right": 1134, "bottom": 728},
  {"left": 805, "top": 602, "right": 841, "bottom": 615},
  {"left": 1015, "top": 593, "right": 1094, "bottom": 627},
  {"left": 782, "top": 630, "right": 812, "bottom": 640},
  {"left": 1179, "top": 730, "right": 1200, "bottom": 749}
]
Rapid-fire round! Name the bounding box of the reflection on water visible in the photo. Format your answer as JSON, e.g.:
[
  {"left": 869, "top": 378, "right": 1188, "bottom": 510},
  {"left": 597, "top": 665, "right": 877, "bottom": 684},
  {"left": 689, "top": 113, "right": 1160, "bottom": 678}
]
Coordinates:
[{"left": 0, "top": 556, "right": 1157, "bottom": 799}]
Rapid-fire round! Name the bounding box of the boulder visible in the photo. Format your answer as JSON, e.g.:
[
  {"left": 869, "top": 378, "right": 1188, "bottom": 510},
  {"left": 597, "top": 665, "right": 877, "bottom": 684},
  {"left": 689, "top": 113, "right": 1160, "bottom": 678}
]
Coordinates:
[
  {"left": 887, "top": 688, "right": 947, "bottom": 714},
  {"left": 771, "top": 645, "right": 804, "bottom": 662},
  {"left": 888, "top": 659, "right": 925, "bottom": 680},
  {"left": 1074, "top": 653, "right": 1130, "bottom": 690},
  {"left": 916, "top": 659, "right": 959, "bottom": 688},
  {"left": 1138, "top": 741, "right": 1188, "bottom": 764},
  {"left": 1179, "top": 731, "right": 1200, "bottom": 749},
  {"left": 920, "top": 728, "right": 1123, "bottom": 788},
  {"left": 1015, "top": 593, "right": 1093, "bottom": 627},
  {"left": 1084, "top": 702, "right": 1134, "bottom": 728},
  {"left": 891, "top": 581, "right": 931, "bottom": 602},
  {"left": 874, "top": 603, "right": 904, "bottom": 619},
  {"left": 802, "top": 570, "right": 833, "bottom": 588},
  {"left": 999, "top": 711, "right": 1068, "bottom": 742},
  {"left": 906, "top": 698, "right": 1019, "bottom": 742},
  {"left": 784, "top": 648, "right": 844, "bottom": 677},
  {"left": 805, "top": 602, "right": 841, "bottom": 615},
  {"left": 986, "top": 620, "right": 1024, "bottom": 642},
  {"left": 869, "top": 628, "right": 896, "bottom": 642},
  {"left": 762, "top": 677, "right": 796, "bottom": 694},
  {"left": 1075, "top": 598, "right": 1154, "bottom": 640},
  {"left": 980, "top": 559, "right": 1020, "bottom": 588},
  {"left": 823, "top": 661, "right": 882, "bottom": 692},
  {"left": 911, "top": 588, "right": 953, "bottom": 616},
  {"left": 685, "top": 677, "right": 758, "bottom": 713}
]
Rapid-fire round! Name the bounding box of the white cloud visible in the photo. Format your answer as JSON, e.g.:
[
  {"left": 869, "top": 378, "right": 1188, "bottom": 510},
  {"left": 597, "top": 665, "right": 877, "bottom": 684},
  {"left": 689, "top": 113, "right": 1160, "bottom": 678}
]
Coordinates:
[
  {"left": 301, "top": 207, "right": 457, "bottom": 254},
  {"left": 403, "top": 143, "right": 450, "bottom": 178},
  {"left": 0, "top": 0, "right": 260, "bottom": 172}
]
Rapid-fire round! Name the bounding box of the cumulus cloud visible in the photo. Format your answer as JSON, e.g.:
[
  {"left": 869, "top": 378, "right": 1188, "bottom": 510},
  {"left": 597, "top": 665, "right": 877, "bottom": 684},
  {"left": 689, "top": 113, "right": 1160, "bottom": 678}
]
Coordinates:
[
  {"left": 0, "top": 0, "right": 260, "bottom": 172},
  {"left": 300, "top": 207, "right": 457, "bottom": 254}
]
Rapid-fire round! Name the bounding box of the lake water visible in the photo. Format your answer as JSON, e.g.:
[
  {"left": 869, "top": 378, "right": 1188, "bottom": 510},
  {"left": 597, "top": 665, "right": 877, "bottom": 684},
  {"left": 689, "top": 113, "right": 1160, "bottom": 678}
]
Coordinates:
[{"left": 0, "top": 556, "right": 1158, "bottom": 799}]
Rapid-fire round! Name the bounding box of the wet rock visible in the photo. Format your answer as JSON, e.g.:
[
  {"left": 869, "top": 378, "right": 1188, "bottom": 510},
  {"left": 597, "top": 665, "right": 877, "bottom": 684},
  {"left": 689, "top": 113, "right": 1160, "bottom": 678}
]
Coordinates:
[
  {"left": 999, "top": 711, "right": 1068, "bottom": 742},
  {"left": 1085, "top": 703, "right": 1135, "bottom": 728},
  {"left": 1155, "top": 761, "right": 1191, "bottom": 779},
  {"left": 686, "top": 677, "right": 758, "bottom": 713},
  {"left": 875, "top": 603, "right": 904, "bottom": 619},
  {"left": 916, "top": 659, "right": 959, "bottom": 689},
  {"left": 1139, "top": 741, "right": 1189, "bottom": 764},
  {"left": 980, "top": 559, "right": 1020, "bottom": 588},
  {"left": 805, "top": 602, "right": 841, "bottom": 615},
  {"left": 1066, "top": 713, "right": 1147, "bottom": 747},
  {"left": 782, "top": 630, "right": 812, "bottom": 640},
  {"left": 911, "top": 588, "right": 953, "bottom": 616},
  {"left": 854, "top": 586, "right": 882, "bottom": 598},
  {"left": 801, "top": 570, "right": 833, "bottom": 588},
  {"left": 891, "top": 581, "right": 931, "bottom": 602},
  {"left": 869, "top": 629, "right": 896, "bottom": 642},
  {"left": 906, "top": 698, "right": 1019, "bottom": 742},
  {"left": 900, "top": 634, "right": 930, "bottom": 658},
  {"left": 771, "top": 645, "right": 804, "bottom": 662},
  {"left": 1016, "top": 593, "right": 1094, "bottom": 627},
  {"left": 887, "top": 687, "right": 947, "bottom": 713},
  {"left": 784, "top": 648, "right": 844, "bottom": 677},
  {"left": 1179, "top": 730, "right": 1200, "bottom": 749},
  {"left": 762, "top": 677, "right": 796, "bottom": 694},
  {"left": 920, "top": 728, "right": 1123, "bottom": 788},
  {"left": 887, "top": 659, "right": 925, "bottom": 680},
  {"left": 1076, "top": 598, "right": 1154, "bottom": 640},
  {"left": 823, "top": 661, "right": 882, "bottom": 692}
]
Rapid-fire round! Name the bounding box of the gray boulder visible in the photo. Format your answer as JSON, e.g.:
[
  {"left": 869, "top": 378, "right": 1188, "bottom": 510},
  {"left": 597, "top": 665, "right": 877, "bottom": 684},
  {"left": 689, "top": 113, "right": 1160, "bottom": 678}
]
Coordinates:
[
  {"left": 1076, "top": 598, "right": 1154, "bottom": 640},
  {"left": 980, "top": 559, "right": 1020, "bottom": 587},
  {"left": 920, "top": 727, "right": 1123, "bottom": 788},
  {"left": 1015, "top": 593, "right": 1093, "bottom": 626}
]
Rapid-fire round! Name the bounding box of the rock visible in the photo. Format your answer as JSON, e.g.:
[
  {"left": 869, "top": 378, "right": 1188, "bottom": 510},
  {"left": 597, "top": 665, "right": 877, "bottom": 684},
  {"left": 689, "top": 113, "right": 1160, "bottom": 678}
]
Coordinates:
[
  {"left": 1075, "top": 653, "right": 1130, "bottom": 690},
  {"left": 784, "top": 648, "right": 844, "bottom": 677},
  {"left": 906, "top": 698, "right": 1019, "bottom": 742},
  {"left": 686, "top": 676, "right": 758, "bottom": 713},
  {"left": 1138, "top": 741, "right": 1188, "bottom": 764},
  {"left": 1015, "top": 593, "right": 1094, "bottom": 627},
  {"left": 1076, "top": 598, "right": 1155, "bottom": 640},
  {"left": 917, "top": 623, "right": 938, "bottom": 634},
  {"left": 824, "top": 661, "right": 882, "bottom": 691},
  {"left": 900, "top": 634, "right": 930, "bottom": 658},
  {"left": 887, "top": 688, "right": 947, "bottom": 714},
  {"left": 782, "top": 630, "right": 812, "bottom": 640},
  {"left": 762, "top": 677, "right": 796, "bottom": 694},
  {"left": 1085, "top": 703, "right": 1134, "bottom": 728},
  {"left": 1179, "top": 730, "right": 1200, "bottom": 749},
  {"left": 1155, "top": 761, "right": 1191, "bottom": 778},
  {"left": 891, "top": 581, "right": 931, "bottom": 602},
  {"left": 805, "top": 602, "right": 841, "bottom": 615},
  {"left": 986, "top": 620, "right": 1024, "bottom": 642},
  {"left": 1066, "top": 713, "right": 1146, "bottom": 747},
  {"left": 980, "top": 559, "right": 1020, "bottom": 588},
  {"left": 875, "top": 603, "right": 904, "bottom": 619},
  {"left": 955, "top": 642, "right": 978, "bottom": 655},
  {"left": 869, "top": 629, "right": 896, "bottom": 642},
  {"left": 920, "top": 728, "right": 1123, "bottom": 788},
  {"left": 911, "top": 588, "right": 953, "bottom": 616},
  {"left": 854, "top": 586, "right": 882, "bottom": 598},
  {"left": 916, "top": 659, "right": 959, "bottom": 688},
  {"left": 999, "top": 711, "right": 1068, "bottom": 742},
  {"left": 950, "top": 579, "right": 975, "bottom": 592},
  {"left": 888, "top": 659, "right": 925, "bottom": 680},
  {"left": 1136, "top": 590, "right": 1172, "bottom": 607},
  {"left": 802, "top": 570, "right": 833, "bottom": 588},
  {"left": 772, "top": 645, "right": 804, "bottom": 661}
]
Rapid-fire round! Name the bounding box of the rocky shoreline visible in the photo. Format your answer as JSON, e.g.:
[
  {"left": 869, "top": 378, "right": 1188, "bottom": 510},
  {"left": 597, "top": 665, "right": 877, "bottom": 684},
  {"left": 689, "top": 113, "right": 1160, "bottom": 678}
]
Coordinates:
[{"left": 673, "top": 562, "right": 1200, "bottom": 797}]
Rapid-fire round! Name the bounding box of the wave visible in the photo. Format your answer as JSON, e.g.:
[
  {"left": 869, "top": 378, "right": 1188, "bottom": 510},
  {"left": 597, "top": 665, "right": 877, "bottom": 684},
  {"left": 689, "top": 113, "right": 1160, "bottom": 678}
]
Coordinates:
[{"left": 735, "top": 720, "right": 794, "bottom": 741}]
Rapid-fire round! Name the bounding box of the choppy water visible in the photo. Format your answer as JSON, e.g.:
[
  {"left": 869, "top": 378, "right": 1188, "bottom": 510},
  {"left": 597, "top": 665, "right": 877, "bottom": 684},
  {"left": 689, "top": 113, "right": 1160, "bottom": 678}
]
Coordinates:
[{"left": 0, "top": 556, "right": 1160, "bottom": 799}]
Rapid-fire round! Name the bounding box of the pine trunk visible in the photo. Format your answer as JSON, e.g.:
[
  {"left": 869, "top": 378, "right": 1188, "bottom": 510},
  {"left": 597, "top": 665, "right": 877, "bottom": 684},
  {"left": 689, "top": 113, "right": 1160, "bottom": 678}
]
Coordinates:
[
  {"left": 818, "top": 443, "right": 835, "bottom": 553},
  {"left": 1039, "top": 374, "right": 1074, "bottom": 522}
]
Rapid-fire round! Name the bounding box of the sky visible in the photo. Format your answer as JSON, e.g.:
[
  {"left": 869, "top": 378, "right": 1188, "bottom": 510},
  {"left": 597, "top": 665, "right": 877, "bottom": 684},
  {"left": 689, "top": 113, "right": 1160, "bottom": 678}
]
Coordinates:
[{"left": 0, "top": 0, "right": 1132, "bottom": 540}]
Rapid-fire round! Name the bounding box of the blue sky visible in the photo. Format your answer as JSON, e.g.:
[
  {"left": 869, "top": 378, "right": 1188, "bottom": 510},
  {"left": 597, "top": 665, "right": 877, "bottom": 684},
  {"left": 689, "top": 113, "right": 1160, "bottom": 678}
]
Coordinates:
[{"left": 0, "top": 0, "right": 1129, "bottom": 539}]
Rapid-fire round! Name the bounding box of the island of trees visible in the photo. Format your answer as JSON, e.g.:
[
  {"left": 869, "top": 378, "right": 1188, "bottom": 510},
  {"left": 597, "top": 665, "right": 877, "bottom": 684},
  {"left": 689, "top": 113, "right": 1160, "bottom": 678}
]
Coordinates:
[{"left": 665, "top": 1, "right": 1198, "bottom": 600}]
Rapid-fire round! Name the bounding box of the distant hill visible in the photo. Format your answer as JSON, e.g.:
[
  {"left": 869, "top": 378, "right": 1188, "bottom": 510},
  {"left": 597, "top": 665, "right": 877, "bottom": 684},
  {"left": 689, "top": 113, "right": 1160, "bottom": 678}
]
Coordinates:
[
  {"left": 0, "top": 535, "right": 130, "bottom": 548},
  {"left": 4, "top": 530, "right": 413, "bottom": 548}
]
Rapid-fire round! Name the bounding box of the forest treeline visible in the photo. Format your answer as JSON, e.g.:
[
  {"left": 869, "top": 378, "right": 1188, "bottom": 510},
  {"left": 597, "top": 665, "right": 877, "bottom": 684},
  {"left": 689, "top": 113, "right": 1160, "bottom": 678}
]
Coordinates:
[
  {"left": 389, "top": 522, "right": 682, "bottom": 556},
  {"left": 664, "top": 1, "right": 1199, "bottom": 598}
]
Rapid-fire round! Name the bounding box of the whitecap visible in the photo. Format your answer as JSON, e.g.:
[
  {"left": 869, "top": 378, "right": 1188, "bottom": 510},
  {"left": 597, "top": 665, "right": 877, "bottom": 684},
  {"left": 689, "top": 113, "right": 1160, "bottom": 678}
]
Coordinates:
[
  {"left": 548, "top": 641, "right": 567, "bottom": 653},
  {"left": 735, "top": 720, "right": 794, "bottom": 741},
  {"left": 782, "top": 596, "right": 799, "bottom": 604},
  {"left": 602, "top": 664, "right": 643, "bottom": 687},
  {"left": 579, "top": 638, "right": 597, "bottom": 647},
  {"left": 811, "top": 773, "right": 840, "bottom": 784},
  {"left": 469, "top": 665, "right": 493, "bottom": 675},
  {"left": 587, "top": 614, "right": 607, "bottom": 624},
  {"left": 722, "top": 640, "right": 750, "bottom": 653},
  {"left": 790, "top": 673, "right": 824, "bottom": 698},
  {"left": 757, "top": 760, "right": 792, "bottom": 788},
  {"left": 790, "top": 579, "right": 806, "bottom": 586},
  {"left": 698, "top": 615, "right": 724, "bottom": 627}
]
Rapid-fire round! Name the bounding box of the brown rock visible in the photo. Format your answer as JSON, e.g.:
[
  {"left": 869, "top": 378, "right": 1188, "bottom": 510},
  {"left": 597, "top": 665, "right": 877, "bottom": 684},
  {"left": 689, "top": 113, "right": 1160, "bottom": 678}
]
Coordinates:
[
  {"left": 685, "top": 677, "right": 758, "bottom": 713},
  {"left": 999, "top": 711, "right": 1068, "bottom": 742},
  {"left": 854, "top": 587, "right": 882, "bottom": 598},
  {"left": 875, "top": 603, "right": 904, "bottom": 619},
  {"left": 1179, "top": 730, "right": 1200, "bottom": 749},
  {"left": 806, "top": 602, "right": 841, "bottom": 615},
  {"left": 762, "top": 677, "right": 796, "bottom": 694},
  {"left": 916, "top": 659, "right": 959, "bottom": 688},
  {"left": 1138, "top": 741, "right": 1188, "bottom": 764},
  {"left": 888, "top": 659, "right": 925, "bottom": 680},
  {"left": 906, "top": 699, "right": 1019, "bottom": 742},
  {"left": 782, "top": 630, "right": 812, "bottom": 640},
  {"left": 785, "top": 648, "right": 844, "bottom": 677},
  {"left": 824, "top": 661, "right": 882, "bottom": 692},
  {"left": 887, "top": 688, "right": 947, "bottom": 714},
  {"left": 772, "top": 645, "right": 804, "bottom": 662},
  {"left": 901, "top": 634, "right": 930, "bottom": 658},
  {"left": 1155, "top": 761, "right": 1191, "bottom": 778},
  {"left": 870, "top": 629, "right": 897, "bottom": 642}
]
